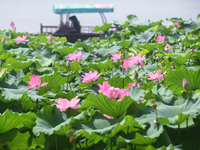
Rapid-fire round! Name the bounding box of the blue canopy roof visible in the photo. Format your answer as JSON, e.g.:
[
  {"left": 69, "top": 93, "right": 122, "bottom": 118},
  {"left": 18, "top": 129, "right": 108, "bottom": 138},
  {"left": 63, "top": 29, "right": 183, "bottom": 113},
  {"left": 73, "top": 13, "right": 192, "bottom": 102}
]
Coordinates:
[{"left": 53, "top": 4, "right": 114, "bottom": 14}]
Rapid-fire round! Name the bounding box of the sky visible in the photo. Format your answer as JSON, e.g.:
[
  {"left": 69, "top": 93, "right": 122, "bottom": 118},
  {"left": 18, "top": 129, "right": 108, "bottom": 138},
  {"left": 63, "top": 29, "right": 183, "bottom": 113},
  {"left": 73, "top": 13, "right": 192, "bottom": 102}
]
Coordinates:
[{"left": 0, "top": 0, "right": 199, "bottom": 33}]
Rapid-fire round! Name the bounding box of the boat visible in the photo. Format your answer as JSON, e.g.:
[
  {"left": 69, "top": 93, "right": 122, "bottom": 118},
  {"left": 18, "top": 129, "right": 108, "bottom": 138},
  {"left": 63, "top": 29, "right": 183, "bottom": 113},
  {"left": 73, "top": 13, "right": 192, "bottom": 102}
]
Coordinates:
[{"left": 40, "top": 4, "right": 114, "bottom": 42}]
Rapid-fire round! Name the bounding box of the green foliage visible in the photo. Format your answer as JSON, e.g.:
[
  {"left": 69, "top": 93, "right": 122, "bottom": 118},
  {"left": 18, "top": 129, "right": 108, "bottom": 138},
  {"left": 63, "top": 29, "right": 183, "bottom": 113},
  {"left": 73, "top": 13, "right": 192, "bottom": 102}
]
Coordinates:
[{"left": 1, "top": 15, "right": 200, "bottom": 149}]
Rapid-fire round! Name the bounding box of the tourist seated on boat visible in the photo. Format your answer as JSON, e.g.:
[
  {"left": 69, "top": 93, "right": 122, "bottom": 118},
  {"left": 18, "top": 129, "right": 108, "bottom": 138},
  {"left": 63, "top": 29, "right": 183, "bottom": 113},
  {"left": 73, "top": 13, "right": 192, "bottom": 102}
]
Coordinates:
[{"left": 69, "top": 15, "right": 81, "bottom": 34}]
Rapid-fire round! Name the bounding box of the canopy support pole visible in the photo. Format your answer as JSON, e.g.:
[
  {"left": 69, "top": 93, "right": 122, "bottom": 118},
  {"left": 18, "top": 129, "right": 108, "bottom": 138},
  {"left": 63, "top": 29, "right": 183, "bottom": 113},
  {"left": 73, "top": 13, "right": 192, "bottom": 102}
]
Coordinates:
[
  {"left": 99, "top": 13, "right": 107, "bottom": 24},
  {"left": 60, "top": 14, "right": 63, "bottom": 26},
  {"left": 66, "top": 14, "right": 70, "bottom": 26}
]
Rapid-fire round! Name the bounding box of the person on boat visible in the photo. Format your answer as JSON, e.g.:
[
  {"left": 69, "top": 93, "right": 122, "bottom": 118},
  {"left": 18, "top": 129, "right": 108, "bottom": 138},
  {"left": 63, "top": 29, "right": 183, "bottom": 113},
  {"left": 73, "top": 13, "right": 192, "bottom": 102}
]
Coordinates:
[{"left": 69, "top": 15, "right": 81, "bottom": 33}]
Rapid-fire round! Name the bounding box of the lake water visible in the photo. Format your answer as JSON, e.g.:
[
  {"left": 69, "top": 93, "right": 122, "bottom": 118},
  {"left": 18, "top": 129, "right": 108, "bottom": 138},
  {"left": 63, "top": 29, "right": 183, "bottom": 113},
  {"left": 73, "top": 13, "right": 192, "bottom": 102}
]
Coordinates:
[{"left": 0, "top": 0, "right": 200, "bottom": 34}]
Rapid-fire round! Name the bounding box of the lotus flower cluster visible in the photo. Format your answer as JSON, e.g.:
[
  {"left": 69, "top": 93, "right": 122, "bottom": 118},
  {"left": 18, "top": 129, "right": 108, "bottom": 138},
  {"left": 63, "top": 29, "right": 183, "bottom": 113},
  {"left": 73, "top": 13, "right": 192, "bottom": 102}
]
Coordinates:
[
  {"left": 155, "top": 35, "right": 165, "bottom": 42},
  {"left": 27, "top": 75, "right": 48, "bottom": 90},
  {"left": 15, "top": 35, "right": 29, "bottom": 44},
  {"left": 120, "top": 54, "right": 146, "bottom": 71},
  {"left": 53, "top": 96, "right": 80, "bottom": 112},
  {"left": 67, "top": 51, "right": 86, "bottom": 62},
  {"left": 147, "top": 70, "right": 167, "bottom": 83},
  {"left": 82, "top": 70, "right": 102, "bottom": 83}
]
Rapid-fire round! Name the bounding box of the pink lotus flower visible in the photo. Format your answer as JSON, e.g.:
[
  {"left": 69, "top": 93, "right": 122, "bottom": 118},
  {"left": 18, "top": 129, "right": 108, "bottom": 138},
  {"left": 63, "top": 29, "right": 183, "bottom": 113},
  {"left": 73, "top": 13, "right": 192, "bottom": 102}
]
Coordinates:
[
  {"left": 164, "top": 44, "right": 171, "bottom": 51},
  {"left": 15, "top": 35, "right": 29, "bottom": 44},
  {"left": 147, "top": 70, "right": 167, "bottom": 83},
  {"left": 110, "top": 52, "right": 121, "bottom": 60},
  {"left": 27, "top": 75, "right": 48, "bottom": 90},
  {"left": 53, "top": 96, "right": 80, "bottom": 112},
  {"left": 67, "top": 51, "right": 86, "bottom": 62},
  {"left": 155, "top": 35, "right": 165, "bottom": 42},
  {"left": 103, "top": 114, "right": 114, "bottom": 119},
  {"left": 173, "top": 22, "right": 181, "bottom": 28},
  {"left": 120, "top": 59, "right": 131, "bottom": 71},
  {"left": 129, "top": 82, "right": 140, "bottom": 88},
  {"left": 82, "top": 71, "right": 102, "bottom": 83},
  {"left": 118, "top": 88, "right": 130, "bottom": 101},
  {"left": 98, "top": 81, "right": 120, "bottom": 100},
  {"left": 132, "top": 54, "right": 146, "bottom": 68},
  {"left": 10, "top": 21, "right": 15, "bottom": 27},
  {"left": 48, "top": 37, "right": 53, "bottom": 43},
  {"left": 1, "top": 37, "right": 5, "bottom": 43},
  {"left": 98, "top": 81, "right": 111, "bottom": 93}
]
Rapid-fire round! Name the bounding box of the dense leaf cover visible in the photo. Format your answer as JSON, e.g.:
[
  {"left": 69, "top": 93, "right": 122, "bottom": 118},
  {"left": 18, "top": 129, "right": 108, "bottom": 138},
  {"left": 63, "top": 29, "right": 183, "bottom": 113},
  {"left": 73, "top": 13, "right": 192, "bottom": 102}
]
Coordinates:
[{"left": 0, "top": 15, "right": 200, "bottom": 149}]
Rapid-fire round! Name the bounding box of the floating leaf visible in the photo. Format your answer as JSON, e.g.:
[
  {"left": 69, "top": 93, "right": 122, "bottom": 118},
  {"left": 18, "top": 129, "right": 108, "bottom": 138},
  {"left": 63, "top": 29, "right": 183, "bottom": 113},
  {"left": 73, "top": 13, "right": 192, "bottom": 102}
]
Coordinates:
[
  {"left": 0, "top": 109, "right": 36, "bottom": 134},
  {"left": 81, "top": 93, "right": 133, "bottom": 118}
]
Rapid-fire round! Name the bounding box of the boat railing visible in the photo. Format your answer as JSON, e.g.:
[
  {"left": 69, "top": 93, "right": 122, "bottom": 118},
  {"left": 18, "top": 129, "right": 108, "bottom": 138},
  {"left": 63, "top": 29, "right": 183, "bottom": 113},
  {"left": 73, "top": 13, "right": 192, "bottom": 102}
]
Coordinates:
[
  {"left": 40, "top": 23, "right": 121, "bottom": 35},
  {"left": 41, "top": 24, "right": 100, "bottom": 34}
]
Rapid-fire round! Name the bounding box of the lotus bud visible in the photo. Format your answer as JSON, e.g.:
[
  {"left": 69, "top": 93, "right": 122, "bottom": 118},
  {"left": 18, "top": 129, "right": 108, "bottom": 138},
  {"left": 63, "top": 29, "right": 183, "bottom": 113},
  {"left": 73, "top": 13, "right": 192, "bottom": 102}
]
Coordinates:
[
  {"left": 1, "top": 37, "right": 5, "bottom": 43},
  {"left": 154, "top": 119, "right": 157, "bottom": 129},
  {"left": 66, "top": 60, "right": 70, "bottom": 68},
  {"left": 190, "top": 48, "right": 194, "bottom": 53},
  {"left": 153, "top": 51, "right": 156, "bottom": 55},
  {"left": 105, "top": 34, "right": 107, "bottom": 39},
  {"left": 120, "top": 32, "right": 124, "bottom": 39},
  {"left": 184, "top": 46, "right": 187, "bottom": 50},
  {"left": 182, "top": 43, "right": 184, "bottom": 47},
  {"left": 134, "top": 70, "right": 138, "bottom": 79},
  {"left": 183, "top": 78, "right": 190, "bottom": 90},
  {"left": 48, "top": 37, "right": 53, "bottom": 43}
]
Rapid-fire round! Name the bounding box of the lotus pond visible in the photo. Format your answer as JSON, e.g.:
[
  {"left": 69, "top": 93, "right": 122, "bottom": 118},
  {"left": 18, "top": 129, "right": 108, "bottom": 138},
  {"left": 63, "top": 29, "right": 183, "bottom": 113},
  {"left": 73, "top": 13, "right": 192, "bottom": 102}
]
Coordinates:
[{"left": 1, "top": 14, "right": 200, "bottom": 150}]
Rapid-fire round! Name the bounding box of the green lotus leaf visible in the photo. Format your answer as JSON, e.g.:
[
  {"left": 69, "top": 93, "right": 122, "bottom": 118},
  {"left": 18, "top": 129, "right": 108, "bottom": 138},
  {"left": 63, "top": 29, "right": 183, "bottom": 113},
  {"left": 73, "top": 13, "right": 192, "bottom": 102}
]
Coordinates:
[
  {"left": 0, "top": 68, "right": 7, "bottom": 79},
  {"left": 20, "top": 93, "right": 36, "bottom": 112},
  {"left": 7, "top": 47, "right": 32, "bottom": 56},
  {"left": 182, "top": 21, "right": 200, "bottom": 33},
  {"left": 131, "top": 132, "right": 156, "bottom": 145},
  {"left": 127, "top": 14, "right": 138, "bottom": 24},
  {"left": 93, "top": 45, "right": 121, "bottom": 57},
  {"left": 29, "top": 133, "right": 45, "bottom": 149},
  {"left": 2, "top": 87, "right": 44, "bottom": 101},
  {"left": 89, "top": 59, "right": 113, "bottom": 72},
  {"left": 151, "top": 84, "right": 174, "bottom": 104},
  {"left": 36, "top": 58, "right": 54, "bottom": 67},
  {"left": 53, "top": 46, "right": 76, "bottom": 57},
  {"left": 139, "top": 96, "right": 200, "bottom": 126},
  {"left": 31, "top": 48, "right": 55, "bottom": 59},
  {"left": 93, "top": 22, "right": 112, "bottom": 32},
  {"left": 197, "top": 14, "right": 200, "bottom": 21},
  {"left": 108, "top": 76, "right": 133, "bottom": 89},
  {"left": 0, "top": 129, "right": 30, "bottom": 150},
  {"left": 170, "top": 50, "right": 190, "bottom": 65},
  {"left": 165, "top": 66, "right": 200, "bottom": 95},
  {"left": 73, "top": 113, "right": 141, "bottom": 143},
  {"left": 81, "top": 93, "right": 133, "bottom": 118},
  {"left": 3, "top": 57, "right": 33, "bottom": 72},
  {"left": 129, "top": 86, "right": 145, "bottom": 102},
  {"left": 38, "top": 72, "right": 68, "bottom": 94},
  {"left": 137, "top": 28, "right": 155, "bottom": 43},
  {"left": 118, "top": 38, "right": 132, "bottom": 48},
  {"left": 0, "top": 109, "right": 36, "bottom": 134},
  {"left": 33, "top": 105, "right": 86, "bottom": 136}
]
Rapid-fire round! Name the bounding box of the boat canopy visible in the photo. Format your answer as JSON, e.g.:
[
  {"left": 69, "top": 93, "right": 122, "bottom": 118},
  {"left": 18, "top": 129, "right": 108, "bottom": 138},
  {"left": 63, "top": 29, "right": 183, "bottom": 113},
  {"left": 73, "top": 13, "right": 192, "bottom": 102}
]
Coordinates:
[{"left": 53, "top": 4, "right": 114, "bottom": 14}]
